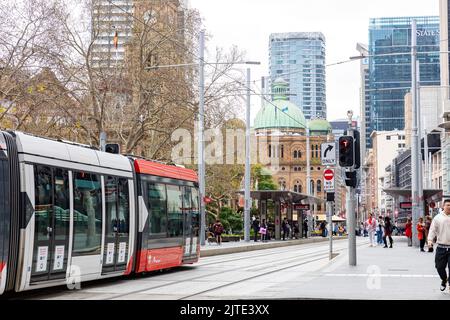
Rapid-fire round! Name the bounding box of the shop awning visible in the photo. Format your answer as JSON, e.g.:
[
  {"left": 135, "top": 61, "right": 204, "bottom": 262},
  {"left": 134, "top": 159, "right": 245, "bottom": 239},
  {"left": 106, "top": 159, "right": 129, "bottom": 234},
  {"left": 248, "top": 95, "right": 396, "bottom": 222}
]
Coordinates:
[
  {"left": 237, "top": 190, "right": 324, "bottom": 204},
  {"left": 382, "top": 188, "right": 443, "bottom": 200}
]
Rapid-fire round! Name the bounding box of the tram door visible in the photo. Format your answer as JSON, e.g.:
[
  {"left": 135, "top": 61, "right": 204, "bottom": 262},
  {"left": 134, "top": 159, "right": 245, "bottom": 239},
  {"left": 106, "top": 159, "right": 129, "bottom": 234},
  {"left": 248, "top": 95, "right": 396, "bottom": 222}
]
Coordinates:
[
  {"left": 182, "top": 187, "right": 197, "bottom": 258},
  {"left": 102, "top": 177, "right": 130, "bottom": 274},
  {"left": 31, "top": 166, "right": 70, "bottom": 283}
]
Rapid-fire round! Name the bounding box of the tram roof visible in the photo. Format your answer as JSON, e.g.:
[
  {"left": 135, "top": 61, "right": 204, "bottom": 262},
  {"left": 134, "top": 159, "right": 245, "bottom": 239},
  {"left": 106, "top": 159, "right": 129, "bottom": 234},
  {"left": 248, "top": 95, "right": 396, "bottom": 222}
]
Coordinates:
[
  {"left": 134, "top": 159, "right": 198, "bottom": 183},
  {"left": 237, "top": 190, "right": 324, "bottom": 204}
]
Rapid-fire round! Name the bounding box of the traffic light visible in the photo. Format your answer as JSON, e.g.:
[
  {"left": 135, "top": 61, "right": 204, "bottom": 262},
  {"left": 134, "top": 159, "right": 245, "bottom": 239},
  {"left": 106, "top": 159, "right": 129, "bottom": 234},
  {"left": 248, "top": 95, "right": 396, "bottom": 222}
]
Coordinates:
[
  {"left": 105, "top": 143, "right": 120, "bottom": 154},
  {"left": 344, "top": 171, "right": 357, "bottom": 188},
  {"left": 353, "top": 130, "right": 361, "bottom": 170},
  {"left": 339, "top": 136, "right": 354, "bottom": 167}
]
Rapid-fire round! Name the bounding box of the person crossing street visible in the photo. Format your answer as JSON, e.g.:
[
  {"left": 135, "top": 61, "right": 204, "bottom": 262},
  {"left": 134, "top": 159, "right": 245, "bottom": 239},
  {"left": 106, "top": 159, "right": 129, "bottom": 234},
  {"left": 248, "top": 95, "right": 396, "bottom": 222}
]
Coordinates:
[
  {"left": 366, "top": 213, "right": 377, "bottom": 247},
  {"left": 428, "top": 199, "right": 450, "bottom": 293}
]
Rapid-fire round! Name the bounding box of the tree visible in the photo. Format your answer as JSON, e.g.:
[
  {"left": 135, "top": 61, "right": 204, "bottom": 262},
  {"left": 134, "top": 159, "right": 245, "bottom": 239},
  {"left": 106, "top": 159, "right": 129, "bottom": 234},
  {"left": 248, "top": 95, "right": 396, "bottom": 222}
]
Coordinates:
[{"left": 252, "top": 163, "right": 278, "bottom": 191}]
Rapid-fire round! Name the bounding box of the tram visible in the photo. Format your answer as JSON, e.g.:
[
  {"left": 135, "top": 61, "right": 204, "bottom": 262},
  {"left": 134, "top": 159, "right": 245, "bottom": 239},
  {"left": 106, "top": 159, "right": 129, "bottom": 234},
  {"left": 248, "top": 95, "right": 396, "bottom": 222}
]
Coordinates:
[{"left": 0, "top": 131, "right": 200, "bottom": 295}]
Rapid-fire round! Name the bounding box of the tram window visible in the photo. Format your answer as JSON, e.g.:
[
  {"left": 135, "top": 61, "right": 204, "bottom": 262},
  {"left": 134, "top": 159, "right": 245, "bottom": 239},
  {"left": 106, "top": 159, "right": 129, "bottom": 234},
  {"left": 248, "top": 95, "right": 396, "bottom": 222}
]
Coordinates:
[
  {"left": 183, "top": 187, "right": 193, "bottom": 234},
  {"left": 73, "top": 172, "right": 102, "bottom": 256},
  {"left": 147, "top": 182, "right": 167, "bottom": 237},
  {"left": 191, "top": 188, "right": 200, "bottom": 237},
  {"left": 166, "top": 185, "right": 183, "bottom": 237},
  {"left": 34, "top": 165, "right": 53, "bottom": 242},
  {"left": 53, "top": 168, "right": 70, "bottom": 242},
  {"left": 105, "top": 176, "right": 118, "bottom": 237},
  {"left": 118, "top": 178, "right": 129, "bottom": 234}
]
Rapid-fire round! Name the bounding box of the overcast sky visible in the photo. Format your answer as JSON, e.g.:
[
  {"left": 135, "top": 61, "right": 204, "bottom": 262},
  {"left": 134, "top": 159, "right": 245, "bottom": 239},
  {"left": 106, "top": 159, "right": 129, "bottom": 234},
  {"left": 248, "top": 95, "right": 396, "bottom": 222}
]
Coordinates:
[{"left": 190, "top": 0, "right": 440, "bottom": 122}]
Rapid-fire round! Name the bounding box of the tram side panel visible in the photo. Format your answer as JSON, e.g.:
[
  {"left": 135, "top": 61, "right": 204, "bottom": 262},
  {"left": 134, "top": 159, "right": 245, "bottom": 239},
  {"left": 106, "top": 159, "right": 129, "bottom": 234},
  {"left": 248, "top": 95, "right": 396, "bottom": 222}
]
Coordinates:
[
  {"left": 12, "top": 132, "right": 136, "bottom": 292},
  {"left": 0, "top": 134, "right": 10, "bottom": 295}
]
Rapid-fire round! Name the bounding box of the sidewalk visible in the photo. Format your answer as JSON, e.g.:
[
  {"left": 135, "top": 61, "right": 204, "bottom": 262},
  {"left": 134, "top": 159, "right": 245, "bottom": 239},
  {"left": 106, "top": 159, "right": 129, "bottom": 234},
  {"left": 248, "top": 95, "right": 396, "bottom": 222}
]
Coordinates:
[
  {"left": 200, "top": 236, "right": 347, "bottom": 257},
  {"left": 280, "top": 237, "right": 450, "bottom": 300}
]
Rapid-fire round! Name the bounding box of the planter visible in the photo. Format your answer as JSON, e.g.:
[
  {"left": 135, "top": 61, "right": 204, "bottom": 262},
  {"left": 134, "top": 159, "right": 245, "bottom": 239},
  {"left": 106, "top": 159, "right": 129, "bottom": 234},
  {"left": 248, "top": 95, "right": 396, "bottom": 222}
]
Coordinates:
[{"left": 221, "top": 236, "right": 241, "bottom": 242}]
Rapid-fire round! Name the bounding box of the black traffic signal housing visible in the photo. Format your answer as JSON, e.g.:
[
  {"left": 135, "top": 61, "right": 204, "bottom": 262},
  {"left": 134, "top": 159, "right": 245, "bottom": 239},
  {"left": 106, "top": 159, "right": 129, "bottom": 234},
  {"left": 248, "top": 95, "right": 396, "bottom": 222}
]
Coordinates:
[
  {"left": 105, "top": 143, "right": 120, "bottom": 154},
  {"left": 353, "top": 130, "right": 361, "bottom": 170},
  {"left": 339, "top": 136, "right": 354, "bottom": 167},
  {"left": 344, "top": 171, "right": 357, "bottom": 188}
]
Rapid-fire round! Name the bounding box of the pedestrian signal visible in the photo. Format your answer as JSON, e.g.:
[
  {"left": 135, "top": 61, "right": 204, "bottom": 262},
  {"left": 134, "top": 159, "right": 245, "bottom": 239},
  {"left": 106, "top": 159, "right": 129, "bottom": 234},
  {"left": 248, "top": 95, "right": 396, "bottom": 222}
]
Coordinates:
[{"left": 339, "top": 136, "right": 354, "bottom": 167}]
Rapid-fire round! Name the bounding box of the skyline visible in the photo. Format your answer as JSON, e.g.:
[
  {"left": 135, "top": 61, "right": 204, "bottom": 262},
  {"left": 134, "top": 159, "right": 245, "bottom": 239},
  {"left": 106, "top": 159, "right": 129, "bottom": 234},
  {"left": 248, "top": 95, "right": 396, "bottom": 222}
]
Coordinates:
[{"left": 190, "top": 0, "right": 440, "bottom": 122}]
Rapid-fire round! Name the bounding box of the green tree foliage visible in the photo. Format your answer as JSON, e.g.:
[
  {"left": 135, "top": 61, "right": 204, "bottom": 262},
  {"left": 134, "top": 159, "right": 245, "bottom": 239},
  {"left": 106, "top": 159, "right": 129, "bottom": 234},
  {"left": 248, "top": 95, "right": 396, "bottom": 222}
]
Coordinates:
[{"left": 252, "top": 164, "right": 277, "bottom": 190}]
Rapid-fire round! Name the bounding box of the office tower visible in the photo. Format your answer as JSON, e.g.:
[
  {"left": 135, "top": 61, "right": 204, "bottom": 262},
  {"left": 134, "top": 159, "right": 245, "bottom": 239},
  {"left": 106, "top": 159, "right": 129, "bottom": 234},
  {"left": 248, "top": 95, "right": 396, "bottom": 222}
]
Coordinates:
[
  {"left": 367, "top": 16, "right": 440, "bottom": 147},
  {"left": 269, "top": 32, "right": 326, "bottom": 120}
]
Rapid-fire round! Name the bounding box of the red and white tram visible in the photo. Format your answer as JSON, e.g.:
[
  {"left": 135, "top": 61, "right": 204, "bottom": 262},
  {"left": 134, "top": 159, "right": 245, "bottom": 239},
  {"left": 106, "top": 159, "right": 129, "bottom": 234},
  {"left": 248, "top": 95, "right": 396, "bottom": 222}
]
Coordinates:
[{"left": 0, "top": 131, "right": 200, "bottom": 295}]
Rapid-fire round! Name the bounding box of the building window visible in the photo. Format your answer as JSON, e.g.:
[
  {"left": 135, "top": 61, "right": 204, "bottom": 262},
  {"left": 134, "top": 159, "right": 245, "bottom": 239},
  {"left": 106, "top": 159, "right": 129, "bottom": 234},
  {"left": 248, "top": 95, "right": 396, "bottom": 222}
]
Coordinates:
[
  {"left": 317, "top": 180, "right": 322, "bottom": 192},
  {"left": 268, "top": 144, "right": 272, "bottom": 158},
  {"left": 281, "top": 145, "right": 284, "bottom": 158},
  {"left": 386, "top": 136, "right": 391, "bottom": 140},
  {"left": 293, "top": 150, "right": 298, "bottom": 159}
]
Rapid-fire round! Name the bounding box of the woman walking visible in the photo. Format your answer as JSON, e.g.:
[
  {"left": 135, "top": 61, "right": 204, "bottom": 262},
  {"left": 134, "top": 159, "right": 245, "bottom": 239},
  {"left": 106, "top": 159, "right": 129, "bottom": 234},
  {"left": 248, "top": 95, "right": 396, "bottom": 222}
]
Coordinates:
[
  {"left": 383, "top": 216, "right": 394, "bottom": 248},
  {"left": 405, "top": 218, "right": 412, "bottom": 247},
  {"left": 366, "top": 213, "right": 377, "bottom": 247},
  {"left": 260, "top": 219, "right": 268, "bottom": 242},
  {"left": 417, "top": 217, "right": 426, "bottom": 252}
]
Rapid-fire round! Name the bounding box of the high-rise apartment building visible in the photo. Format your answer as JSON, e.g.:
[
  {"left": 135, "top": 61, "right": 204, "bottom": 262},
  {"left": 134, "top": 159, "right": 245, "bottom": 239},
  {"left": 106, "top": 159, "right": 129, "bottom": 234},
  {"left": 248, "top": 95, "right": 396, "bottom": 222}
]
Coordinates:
[
  {"left": 269, "top": 33, "right": 326, "bottom": 120},
  {"left": 91, "top": 0, "right": 134, "bottom": 69},
  {"left": 91, "top": 0, "right": 188, "bottom": 69},
  {"left": 367, "top": 16, "right": 440, "bottom": 148}
]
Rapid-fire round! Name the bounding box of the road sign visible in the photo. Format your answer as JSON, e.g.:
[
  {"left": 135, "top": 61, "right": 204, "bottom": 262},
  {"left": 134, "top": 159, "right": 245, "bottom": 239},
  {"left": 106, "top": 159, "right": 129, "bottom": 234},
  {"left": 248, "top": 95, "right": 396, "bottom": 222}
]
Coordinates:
[
  {"left": 323, "top": 169, "right": 335, "bottom": 192},
  {"left": 294, "top": 204, "right": 310, "bottom": 210},
  {"left": 321, "top": 142, "right": 336, "bottom": 166}
]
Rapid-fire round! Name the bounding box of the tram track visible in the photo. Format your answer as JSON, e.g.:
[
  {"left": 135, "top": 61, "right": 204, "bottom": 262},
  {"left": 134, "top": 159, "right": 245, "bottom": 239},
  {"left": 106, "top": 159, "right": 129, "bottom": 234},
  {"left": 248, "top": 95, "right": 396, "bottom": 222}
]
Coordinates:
[
  {"left": 177, "top": 241, "right": 369, "bottom": 300},
  {"left": 104, "top": 241, "right": 367, "bottom": 300}
]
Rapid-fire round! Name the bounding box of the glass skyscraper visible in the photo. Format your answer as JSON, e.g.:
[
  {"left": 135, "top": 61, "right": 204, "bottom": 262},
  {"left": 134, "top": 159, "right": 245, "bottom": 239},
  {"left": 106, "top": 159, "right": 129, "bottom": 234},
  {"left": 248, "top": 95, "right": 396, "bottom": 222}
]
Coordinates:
[
  {"left": 269, "top": 33, "right": 326, "bottom": 120},
  {"left": 367, "top": 16, "right": 440, "bottom": 147}
]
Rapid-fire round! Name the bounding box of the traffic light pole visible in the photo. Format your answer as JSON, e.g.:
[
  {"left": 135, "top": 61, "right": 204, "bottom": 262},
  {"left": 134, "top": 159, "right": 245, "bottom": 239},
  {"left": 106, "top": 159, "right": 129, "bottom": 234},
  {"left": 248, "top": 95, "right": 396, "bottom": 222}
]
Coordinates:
[{"left": 347, "top": 125, "right": 357, "bottom": 266}]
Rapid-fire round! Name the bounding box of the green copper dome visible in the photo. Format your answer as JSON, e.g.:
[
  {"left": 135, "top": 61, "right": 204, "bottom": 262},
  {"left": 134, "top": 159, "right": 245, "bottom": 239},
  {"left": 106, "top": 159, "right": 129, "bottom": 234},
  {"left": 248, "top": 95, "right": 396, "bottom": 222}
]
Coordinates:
[
  {"left": 254, "top": 78, "right": 307, "bottom": 130},
  {"left": 308, "top": 119, "right": 332, "bottom": 133}
]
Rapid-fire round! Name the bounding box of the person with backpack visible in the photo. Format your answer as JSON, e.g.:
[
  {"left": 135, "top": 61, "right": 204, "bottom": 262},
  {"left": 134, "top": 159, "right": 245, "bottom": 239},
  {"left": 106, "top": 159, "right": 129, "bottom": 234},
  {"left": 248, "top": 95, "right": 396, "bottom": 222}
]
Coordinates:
[
  {"left": 383, "top": 216, "right": 394, "bottom": 248},
  {"left": 212, "top": 219, "right": 224, "bottom": 245},
  {"left": 252, "top": 216, "right": 260, "bottom": 242},
  {"left": 303, "top": 219, "right": 309, "bottom": 238}
]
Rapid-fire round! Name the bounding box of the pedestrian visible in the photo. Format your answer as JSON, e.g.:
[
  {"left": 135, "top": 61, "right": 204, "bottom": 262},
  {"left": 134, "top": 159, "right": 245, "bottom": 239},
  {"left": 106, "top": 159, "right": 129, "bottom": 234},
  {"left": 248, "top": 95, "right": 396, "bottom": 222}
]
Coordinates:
[
  {"left": 212, "top": 219, "right": 224, "bottom": 245},
  {"left": 405, "top": 218, "right": 413, "bottom": 247},
  {"left": 427, "top": 199, "right": 450, "bottom": 292},
  {"left": 282, "top": 218, "right": 290, "bottom": 240},
  {"left": 303, "top": 219, "right": 309, "bottom": 238},
  {"left": 319, "top": 221, "right": 326, "bottom": 237},
  {"left": 417, "top": 217, "right": 426, "bottom": 252},
  {"left": 333, "top": 223, "right": 338, "bottom": 236},
  {"left": 383, "top": 216, "right": 394, "bottom": 248},
  {"left": 377, "top": 216, "right": 384, "bottom": 245},
  {"left": 360, "top": 222, "right": 365, "bottom": 237},
  {"left": 252, "top": 216, "right": 260, "bottom": 242},
  {"left": 260, "top": 218, "right": 268, "bottom": 242},
  {"left": 425, "top": 215, "right": 432, "bottom": 251},
  {"left": 338, "top": 225, "right": 344, "bottom": 236},
  {"left": 366, "top": 213, "right": 377, "bottom": 247}
]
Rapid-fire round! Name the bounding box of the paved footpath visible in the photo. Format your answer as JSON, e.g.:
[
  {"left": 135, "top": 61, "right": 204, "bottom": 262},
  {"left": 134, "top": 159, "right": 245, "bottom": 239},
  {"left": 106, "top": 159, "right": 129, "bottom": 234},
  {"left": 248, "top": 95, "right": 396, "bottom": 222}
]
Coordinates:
[
  {"left": 200, "top": 236, "right": 347, "bottom": 257},
  {"left": 278, "top": 237, "right": 450, "bottom": 300}
]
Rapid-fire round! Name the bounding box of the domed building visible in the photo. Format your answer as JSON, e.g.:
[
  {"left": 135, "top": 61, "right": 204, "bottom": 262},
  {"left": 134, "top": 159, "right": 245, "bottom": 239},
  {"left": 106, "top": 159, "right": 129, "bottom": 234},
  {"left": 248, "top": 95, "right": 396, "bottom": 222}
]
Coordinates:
[{"left": 254, "top": 78, "right": 334, "bottom": 217}]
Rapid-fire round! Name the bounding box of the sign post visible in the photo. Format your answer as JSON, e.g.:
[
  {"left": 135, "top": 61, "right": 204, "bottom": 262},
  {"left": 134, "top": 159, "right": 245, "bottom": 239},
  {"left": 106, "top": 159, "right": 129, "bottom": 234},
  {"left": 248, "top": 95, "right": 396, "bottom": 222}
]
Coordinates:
[
  {"left": 321, "top": 142, "right": 337, "bottom": 166},
  {"left": 323, "top": 168, "right": 335, "bottom": 260}
]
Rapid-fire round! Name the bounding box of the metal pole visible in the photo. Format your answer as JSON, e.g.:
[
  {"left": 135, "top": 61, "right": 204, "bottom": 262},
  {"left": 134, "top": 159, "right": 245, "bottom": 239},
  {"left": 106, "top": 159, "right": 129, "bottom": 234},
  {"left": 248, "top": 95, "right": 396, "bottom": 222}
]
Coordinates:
[
  {"left": 411, "top": 20, "right": 420, "bottom": 247},
  {"left": 198, "top": 30, "right": 206, "bottom": 246},
  {"left": 100, "top": 132, "right": 107, "bottom": 152},
  {"left": 347, "top": 122, "right": 357, "bottom": 266},
  {"left": 416, "top": 60, "right": 424, "bottom": 217},
  {"left": 244, "top": 68, "right": 251, "bottom": 242},
  {"left": 306, "top": 126, "right": 312, "bottom": 236},
  {"left": 424, "top": 127, "right": 429, "bottom": 189}
]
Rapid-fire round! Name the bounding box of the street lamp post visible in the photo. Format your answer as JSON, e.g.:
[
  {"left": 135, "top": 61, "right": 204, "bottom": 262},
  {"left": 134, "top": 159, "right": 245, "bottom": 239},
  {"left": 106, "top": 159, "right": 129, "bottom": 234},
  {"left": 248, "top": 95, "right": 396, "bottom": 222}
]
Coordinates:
[{"left": 244, "top": 68, "right": 251, "bottom": 242}]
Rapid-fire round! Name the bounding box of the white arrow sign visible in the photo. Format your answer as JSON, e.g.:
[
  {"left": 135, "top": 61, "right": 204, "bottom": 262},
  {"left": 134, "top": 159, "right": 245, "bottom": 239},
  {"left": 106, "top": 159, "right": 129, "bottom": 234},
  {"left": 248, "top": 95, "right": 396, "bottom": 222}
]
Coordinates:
[{"left": 321, "top": 142, "right": 336, "bottom": 166}]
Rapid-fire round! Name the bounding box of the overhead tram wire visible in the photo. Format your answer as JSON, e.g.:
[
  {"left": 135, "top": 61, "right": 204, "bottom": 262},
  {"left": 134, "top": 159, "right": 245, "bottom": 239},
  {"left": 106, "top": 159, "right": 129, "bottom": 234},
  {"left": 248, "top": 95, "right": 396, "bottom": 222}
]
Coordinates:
[
  {"left": 104, "top": 0, "right": 445, "bottom": 131},
  {"left": 104, "top": 0, "right": 311, "bottom": 130}
]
